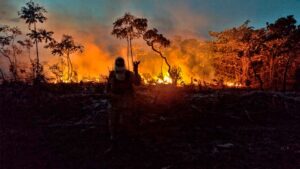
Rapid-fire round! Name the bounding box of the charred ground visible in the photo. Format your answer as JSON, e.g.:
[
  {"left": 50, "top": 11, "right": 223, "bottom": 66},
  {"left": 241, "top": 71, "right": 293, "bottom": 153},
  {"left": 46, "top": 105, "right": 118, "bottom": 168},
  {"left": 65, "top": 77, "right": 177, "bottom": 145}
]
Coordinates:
[{"left": 1, "top": 83, "right": 300, "bottom": 169}]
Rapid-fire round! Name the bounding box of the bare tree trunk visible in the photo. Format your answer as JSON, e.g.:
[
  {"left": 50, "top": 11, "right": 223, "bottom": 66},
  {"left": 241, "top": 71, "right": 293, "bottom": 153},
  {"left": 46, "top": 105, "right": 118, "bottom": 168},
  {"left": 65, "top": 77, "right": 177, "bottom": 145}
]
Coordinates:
[
  {"left": 12, "top": 39, "right": 18, "bottom": 81},
  {"left": 59, "top": 57, "right": 65, "bottom": 82},
  {"left": 66, "top": 56, "right": 70, "bottom": 81},
  {"left": 34, "top": 23, "right": 40, "bottom": 80},
  {"left": 27, "top": 47, "right": 35, "bottom": 80},
  {"left": 161, "top": 59, "right": 163, "bottom": 75},
  {"left": 70, "top": 58, "right": 73, "bottom": 81},
  {"left": 126, "top": 37, "right": 130, "bottom": 71},
  {"left": 282, "top": 53, "right": 294, "bottom": 92},
  {"left": 269, "top": 56, "right": 275, "bottom": 89},
  {"left": 129, "top": 38, "right": 134, "bottom": 71},
  {"left": 248, "top": 56, "right": 264, "bottom": 90},
  {"left": 241, "top": 57, "right": 249, "bottom": 85},
  {"left": 67, "top": 51, "right": 73, "bottom": 82},
  {"left": 150, "top": 45, "right": 171, "bottom": 77}
]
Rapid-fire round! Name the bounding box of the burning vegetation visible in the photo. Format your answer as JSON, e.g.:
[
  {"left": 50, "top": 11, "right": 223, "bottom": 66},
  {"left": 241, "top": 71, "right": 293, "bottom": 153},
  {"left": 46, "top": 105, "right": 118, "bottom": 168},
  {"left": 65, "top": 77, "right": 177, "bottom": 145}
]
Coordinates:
[{"left": 0, "top": 1, "right": 299, "bottom": 90}]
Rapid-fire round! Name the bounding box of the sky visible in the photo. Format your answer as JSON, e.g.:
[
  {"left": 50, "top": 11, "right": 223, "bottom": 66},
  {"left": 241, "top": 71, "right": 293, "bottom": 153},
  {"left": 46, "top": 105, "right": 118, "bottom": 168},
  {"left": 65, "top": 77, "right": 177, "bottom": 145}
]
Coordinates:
[
  {"left": 1, "top": 0, "right": 300, "bottom": 81},
  {"left": 2, "top": 0, "right": 300, "bottom": 38}
]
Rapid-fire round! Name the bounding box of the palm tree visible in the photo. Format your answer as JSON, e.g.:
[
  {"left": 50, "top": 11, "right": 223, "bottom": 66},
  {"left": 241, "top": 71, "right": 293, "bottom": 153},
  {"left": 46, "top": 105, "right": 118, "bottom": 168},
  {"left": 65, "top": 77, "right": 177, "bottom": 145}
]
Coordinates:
[
  {"left": 26, "top": 29, "right": 54, "bottom": 79},
  {"left": 39, "top": 29, "right": 54, "bottom": 43},
  {"left": 112, "top": 13, "right": 147, "bottom": 70},
  {"left": 18, "top": 0, "right": 47, "bottom": 80}
]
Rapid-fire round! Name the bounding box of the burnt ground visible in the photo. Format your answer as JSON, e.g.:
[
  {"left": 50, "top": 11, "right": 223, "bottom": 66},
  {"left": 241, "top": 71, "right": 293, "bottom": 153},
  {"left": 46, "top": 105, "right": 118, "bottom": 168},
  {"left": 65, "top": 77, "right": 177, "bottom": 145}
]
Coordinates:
[{"left": 0, "top": 83, "right": 300, "bottom": 169}]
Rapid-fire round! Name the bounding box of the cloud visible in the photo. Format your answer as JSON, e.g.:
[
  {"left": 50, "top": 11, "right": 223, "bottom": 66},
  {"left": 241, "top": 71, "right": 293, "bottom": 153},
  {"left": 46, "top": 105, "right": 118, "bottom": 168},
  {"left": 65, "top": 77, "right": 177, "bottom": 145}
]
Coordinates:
[{"left": 0, "top": 0, "right": 19, "bottom": 23}]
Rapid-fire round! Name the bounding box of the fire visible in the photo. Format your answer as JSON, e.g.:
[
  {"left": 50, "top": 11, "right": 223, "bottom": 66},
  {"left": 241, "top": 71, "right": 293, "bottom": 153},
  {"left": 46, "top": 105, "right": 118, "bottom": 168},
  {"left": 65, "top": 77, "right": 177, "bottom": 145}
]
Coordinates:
[
  {"left": 41, "top": 30, "right": 241, "bottom": 87},
  {"left": 40, "top": 26, "right": 216, "bottom": 85},
  {"left": 142, "top": 73, "right": 173, "bottom": 85},
  {"left": 157, "top": 75, "right": 173, "bottom": 84},
  {"left": 224, "top": 81, "right": 242, "bottom": 88}
]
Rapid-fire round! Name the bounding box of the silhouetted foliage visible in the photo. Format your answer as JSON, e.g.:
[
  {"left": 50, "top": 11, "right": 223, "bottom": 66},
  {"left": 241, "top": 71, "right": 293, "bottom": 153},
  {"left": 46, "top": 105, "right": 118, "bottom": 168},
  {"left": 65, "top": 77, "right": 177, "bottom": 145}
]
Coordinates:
[
  {"left": 19, "top": 0, "right": 53, "bottom": 84},
  {"left": 143, "top": 28, "right": 173, "bottom": 81},
  {"left": 209, "top": 16, "right": 300, "bottom": 90},
  {"left": 210, "top": 21, "right": 264, "bottom": 89},
  {"left": 263, "top": 15, "right": 300, "bottom": 90},
  {"left": 18, "top": 1, "right": 47, "bottom": 29},
  {"left": 112, "top": 13, "right": 148, "bottom": 70}
]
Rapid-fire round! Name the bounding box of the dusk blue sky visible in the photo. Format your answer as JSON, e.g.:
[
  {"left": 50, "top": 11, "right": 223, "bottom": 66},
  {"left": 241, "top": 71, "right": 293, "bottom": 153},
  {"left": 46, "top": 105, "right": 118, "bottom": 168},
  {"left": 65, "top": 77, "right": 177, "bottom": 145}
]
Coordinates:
[{"left": 1, "top": 0, "right": 300, "bottom": 39}]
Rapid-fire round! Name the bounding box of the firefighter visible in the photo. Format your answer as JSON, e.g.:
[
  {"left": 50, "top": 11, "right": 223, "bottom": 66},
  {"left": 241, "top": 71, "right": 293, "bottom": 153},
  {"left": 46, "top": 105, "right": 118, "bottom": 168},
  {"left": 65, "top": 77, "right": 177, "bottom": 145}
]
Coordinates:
[{"left": 106, "top": 56, "right": 141, "bottom": 142}]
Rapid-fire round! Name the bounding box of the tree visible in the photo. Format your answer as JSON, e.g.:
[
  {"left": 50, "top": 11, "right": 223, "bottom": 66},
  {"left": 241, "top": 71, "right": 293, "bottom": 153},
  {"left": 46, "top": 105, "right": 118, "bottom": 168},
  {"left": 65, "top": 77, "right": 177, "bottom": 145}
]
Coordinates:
[
  {"left": 0, "top": 25, "right": 23, "bottom": 81},
  {"left": 19, "top": 1, "right": 53, "bottom": 82},
  {"left": 26, "top": 29, "right": 54, "bottom": 82},
  {"left": 209, "top": 23, "right": 251, "bottom": 86},
  {"left": 112, "top": 13, "right": 147, "bottom": 70},
  {"left": 240, "top": 28, "right": 265, "bottom": 90},
  {"left": 264, "top": 15, "right": 300, "bottom": 91},
  {"left": 263, "top": 15, "right": 296, "bottom": 88},
  {"left": 143, "top": 28, "right": 173, "bottom": 82},
  {"left": 282, "top": 25, "right": 300, "bottom": 91},
  {"left": 47, "top": 35, "right": 83, "bottom": 82},
  {"left": 210, "top": 21, "right": 265, "bottom": 89}
]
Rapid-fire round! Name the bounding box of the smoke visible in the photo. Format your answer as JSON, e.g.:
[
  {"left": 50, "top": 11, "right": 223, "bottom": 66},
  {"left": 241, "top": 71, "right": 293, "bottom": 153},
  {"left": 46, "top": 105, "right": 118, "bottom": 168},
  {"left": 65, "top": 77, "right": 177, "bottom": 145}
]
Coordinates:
[
  {"left": 0, "top": 0, "right": 14, "bottom": 21},
  {"left": 0, "top": 0, "right": 22, "bottom": 24},
  {"left": 134, "top": 37, "right": 215, "bottom": 83},
  {"left": 1, "top": 0, "right": 216, "bottom": 82}
]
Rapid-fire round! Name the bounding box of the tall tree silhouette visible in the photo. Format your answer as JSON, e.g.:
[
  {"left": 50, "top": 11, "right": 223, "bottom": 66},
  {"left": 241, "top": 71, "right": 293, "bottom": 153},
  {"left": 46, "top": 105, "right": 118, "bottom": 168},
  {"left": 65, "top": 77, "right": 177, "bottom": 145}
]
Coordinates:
[
  {"left": 282, "top": 25, "right": 300, "bottom": 92},
  {"left": 47, "top": 35, "right": 83, "bottom": 82},
  {"left": 265, "top": 15, "right": 300, "bottom": 91},
  {"left": 143, "top": 28, "right": 174, "bottom": 82},
  {"left": 26, "top": 28, "right": 54, "bottom": 81},
  {"left": 112, "top": 13, "right": 147, "bottom": 70},
  {"left": 264, "top": 15, "right": 296, "bottom": 88},
  {"left": 19, "top": 1, "right": 52, "bottom": 82}
]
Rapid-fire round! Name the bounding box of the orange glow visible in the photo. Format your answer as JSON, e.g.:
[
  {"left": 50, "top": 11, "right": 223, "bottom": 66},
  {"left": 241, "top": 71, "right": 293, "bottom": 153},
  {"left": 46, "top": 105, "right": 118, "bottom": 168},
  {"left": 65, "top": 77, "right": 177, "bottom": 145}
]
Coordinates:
[
  {"left": 20, "top": 12, "right": 217, "bottom": 85},
  {"left": 155, "top": 75, "right": 173, "bottom": 84},
  {"left": 224, "top": 81, "right": 242, "bottom": 88},
  {"left": 38, "top": 17, "right": 229, "bottom": 86}
]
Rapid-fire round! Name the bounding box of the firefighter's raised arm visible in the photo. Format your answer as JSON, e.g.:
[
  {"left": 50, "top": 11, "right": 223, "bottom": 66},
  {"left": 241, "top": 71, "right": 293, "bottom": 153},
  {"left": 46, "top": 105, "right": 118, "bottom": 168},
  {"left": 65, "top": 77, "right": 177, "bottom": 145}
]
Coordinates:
[{"left": 132, "top": 61, "right": 142, "bottom": 86}]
